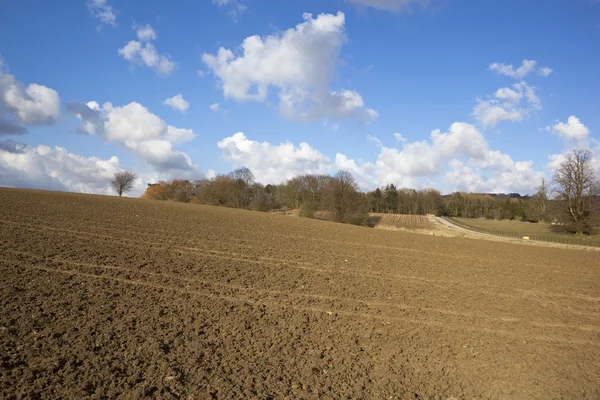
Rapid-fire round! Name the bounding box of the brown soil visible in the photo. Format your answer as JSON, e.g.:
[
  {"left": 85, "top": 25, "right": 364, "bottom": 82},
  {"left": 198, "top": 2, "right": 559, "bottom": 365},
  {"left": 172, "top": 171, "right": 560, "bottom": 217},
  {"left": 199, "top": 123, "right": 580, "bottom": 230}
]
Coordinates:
[{"left": 1, "top": 188, "right": 599, "bottom": 399}]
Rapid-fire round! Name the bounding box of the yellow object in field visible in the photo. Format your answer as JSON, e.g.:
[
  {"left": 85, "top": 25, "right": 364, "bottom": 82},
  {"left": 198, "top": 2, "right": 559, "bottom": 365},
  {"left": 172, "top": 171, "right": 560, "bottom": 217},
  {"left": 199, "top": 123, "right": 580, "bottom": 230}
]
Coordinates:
[{"left": 523, "top": 236, "right": 530, "bottom": 240}]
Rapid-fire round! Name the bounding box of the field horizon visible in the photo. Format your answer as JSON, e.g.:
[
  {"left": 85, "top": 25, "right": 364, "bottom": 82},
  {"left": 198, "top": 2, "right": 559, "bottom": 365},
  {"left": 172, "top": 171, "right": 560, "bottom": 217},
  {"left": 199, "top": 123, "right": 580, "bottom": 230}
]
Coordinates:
[{"left": 1, "top": 188, "right": 599, "bottom": 399}]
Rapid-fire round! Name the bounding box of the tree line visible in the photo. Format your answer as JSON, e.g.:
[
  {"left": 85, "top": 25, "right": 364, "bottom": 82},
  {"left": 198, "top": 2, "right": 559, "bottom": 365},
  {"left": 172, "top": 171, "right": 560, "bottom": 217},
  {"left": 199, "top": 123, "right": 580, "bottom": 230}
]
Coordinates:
[
  {"left": 114, "top": 149, "right": 599, "bottom": 233},
  {"left": 141, "top": 168, "right": 373, "bottom": 226}
]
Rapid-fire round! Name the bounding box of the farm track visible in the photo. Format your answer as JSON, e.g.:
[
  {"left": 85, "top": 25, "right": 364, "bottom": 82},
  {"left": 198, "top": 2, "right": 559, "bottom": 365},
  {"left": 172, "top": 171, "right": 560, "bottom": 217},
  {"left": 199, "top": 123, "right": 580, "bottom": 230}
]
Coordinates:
[{"left": 1, "top": 188, "right": 599, "bottom": 399}]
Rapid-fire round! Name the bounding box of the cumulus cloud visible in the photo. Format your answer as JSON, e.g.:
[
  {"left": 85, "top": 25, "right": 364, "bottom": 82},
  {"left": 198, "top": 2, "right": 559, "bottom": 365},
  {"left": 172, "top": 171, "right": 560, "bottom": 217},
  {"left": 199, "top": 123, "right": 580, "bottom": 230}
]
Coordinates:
[
  {"left": 334, "top": 153, "right": 376, "bottom": 189},
  {"left": 217, "top": 132, "right": 333, "bottom": 184},
  {"left": 163, "top": 94, "right": 189, "bottom": 112},
  {"left": 366, "top": 123, "right": 489, "bottom": 188},
  {"left": 547, "top": 147, "right": 600, "bottom": 178},
  {"left": 347, "top": 0, "right": 430, "bottom": 12},
  {"left": 0, "top": 61, "right": 60, "bottom": 134},
  {"left": 209, "top": 103, "right": 220, "bottom": 112},
  {"left": 216, "top": 122, "right": 542, "bottom": 194},
  {"left": 66, "top": 101, "right": 196, "bottom": 173},
  {"left": 202, "top": 12, "right": 377, "bottom": 124},
  {"left": 118, "top": 25, "right": 176, "bottom": 75},
  {"left": 494, "top": 87, "right": 521, "bottom": 104},
  {"left": 472, "top": 81, "right": 541, "bottom": 128},
  {"left": 0, "top": 139, "right": 122, "bottom": 194},
  {"left": 472, "top": 102, "right": 523, "bottom": 128},
  {"left": 489, "top": 59, "right": 537, "bottom": 79},
  {"left": 546, "top": 117, "right": 598, "bottom": 179},
  {"left": 445, "top": 158, "right": 544, "bottom": 194},
  {"left": 548, "top": 115, "right": 590, "bottom": 143},
  {"left": 87, "top": 0, "right": 116, "bottom": 27}
]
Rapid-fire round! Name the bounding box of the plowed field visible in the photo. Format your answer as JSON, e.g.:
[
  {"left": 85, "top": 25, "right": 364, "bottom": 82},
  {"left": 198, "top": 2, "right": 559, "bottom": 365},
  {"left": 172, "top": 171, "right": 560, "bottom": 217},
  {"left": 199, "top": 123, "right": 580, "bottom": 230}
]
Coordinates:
[{"left": 1, "top": 188, "right": 599, "bottom": 399}]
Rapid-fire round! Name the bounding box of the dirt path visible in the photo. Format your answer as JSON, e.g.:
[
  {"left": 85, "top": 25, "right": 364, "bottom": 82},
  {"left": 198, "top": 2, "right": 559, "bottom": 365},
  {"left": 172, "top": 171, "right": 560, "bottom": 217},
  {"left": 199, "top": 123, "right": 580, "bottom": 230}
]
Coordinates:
[
  {"left": 433, "top": 215, "right": 600, "bottom": 252},
  {"left": 1, "top": 188, "right": 600, "bottom": 399}
]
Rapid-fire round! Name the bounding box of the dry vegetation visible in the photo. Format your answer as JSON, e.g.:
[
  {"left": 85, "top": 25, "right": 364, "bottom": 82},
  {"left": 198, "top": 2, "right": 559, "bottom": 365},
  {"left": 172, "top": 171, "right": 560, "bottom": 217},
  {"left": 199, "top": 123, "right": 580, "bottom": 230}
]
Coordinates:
[
  {"left": 370, "top": 213, "right": 437, "bottom": 231},
  {"left": 1, "top": 188, "right": 600, "bottom": 399},
  {"left": 451, "top": 217, "right": 600, "bottom": 247}
]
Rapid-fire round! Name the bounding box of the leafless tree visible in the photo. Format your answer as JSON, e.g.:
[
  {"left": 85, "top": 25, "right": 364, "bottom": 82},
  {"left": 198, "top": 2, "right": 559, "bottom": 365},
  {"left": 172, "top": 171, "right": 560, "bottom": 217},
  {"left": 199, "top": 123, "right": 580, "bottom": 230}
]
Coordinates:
[
  {"left": 111, "top": 171, "right": 136, "bottom": 197},
  {"left": 553, "top": 149, "right": 600, "bottom": 233},
  {"left": 228, "top": 167, "right": 255, "bottom": 208},
  {"left": 323, "top": 170, "right": 360, "bottom": 223},
  {"left": 531, "top": 178, "right": 549, "bottom": 222}
]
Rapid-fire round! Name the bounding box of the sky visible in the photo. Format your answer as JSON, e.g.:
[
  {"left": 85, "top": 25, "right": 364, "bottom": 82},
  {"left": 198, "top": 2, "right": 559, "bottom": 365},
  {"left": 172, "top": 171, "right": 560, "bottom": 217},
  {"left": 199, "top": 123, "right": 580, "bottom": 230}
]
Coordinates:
[{"left": 0, "top": 0, "right": 599, "bottom": 196}]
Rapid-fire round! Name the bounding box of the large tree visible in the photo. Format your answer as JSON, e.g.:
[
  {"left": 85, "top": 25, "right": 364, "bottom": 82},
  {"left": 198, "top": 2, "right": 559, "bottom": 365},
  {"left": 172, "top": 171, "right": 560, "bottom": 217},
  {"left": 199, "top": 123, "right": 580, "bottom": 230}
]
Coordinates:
[
  {"left": 384, "top": 184, "right": 398, "bottom": 213},
  {"left": 111, "top": 171, "right": 136, "bottom": 197},
  {"left": 323, "top": 170, "right": 361, "bottom": 223},
  {"left": 228, "top": 167, "right": 255, "bottom": 208},
  {"left": 553, "top": 149, "right": 600, "bottom": 233}
]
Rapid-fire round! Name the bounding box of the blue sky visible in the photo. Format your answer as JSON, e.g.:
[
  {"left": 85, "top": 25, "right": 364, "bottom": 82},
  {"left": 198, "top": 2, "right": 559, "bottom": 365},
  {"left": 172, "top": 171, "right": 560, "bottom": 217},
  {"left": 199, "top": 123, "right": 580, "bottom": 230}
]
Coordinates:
[{"left": 0, "top": 0, "right": 598, "bottom": 196}]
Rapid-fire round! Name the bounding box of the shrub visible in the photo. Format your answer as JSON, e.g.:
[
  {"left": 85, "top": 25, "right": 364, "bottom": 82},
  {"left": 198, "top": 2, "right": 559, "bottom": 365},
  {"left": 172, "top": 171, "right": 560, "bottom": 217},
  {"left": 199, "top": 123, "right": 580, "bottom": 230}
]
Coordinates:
[
  {"left": 142, "top": 184, "right": 169, "bottom": 200},
  {"left": 299, "top": 201, "right": 316, "bottom": 218}
]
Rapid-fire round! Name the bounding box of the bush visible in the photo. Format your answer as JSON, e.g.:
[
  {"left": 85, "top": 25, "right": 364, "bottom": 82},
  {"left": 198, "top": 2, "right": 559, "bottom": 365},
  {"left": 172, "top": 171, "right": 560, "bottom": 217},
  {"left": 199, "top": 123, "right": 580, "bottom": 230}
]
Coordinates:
[
  {"left": 299, "top": 201, "right": 316, "bottom": 218},
  {"left": 346, "top": 212, "right": 374, "bottom": 227},
  {"left": 249, "top": 193, "right": 269, "bottom": 212},
  {"left": 141, "top": 184, "right": 169, "bottom": 200}
]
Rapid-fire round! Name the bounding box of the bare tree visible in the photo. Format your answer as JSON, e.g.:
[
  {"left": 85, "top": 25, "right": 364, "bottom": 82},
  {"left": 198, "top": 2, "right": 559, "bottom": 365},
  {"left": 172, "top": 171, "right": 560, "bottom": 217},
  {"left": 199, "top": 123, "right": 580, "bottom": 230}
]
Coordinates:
[
  {"left": 228, "top": 167, "right": 255, "bottom": 208},
  {"left": 553, "top": 149, "right": 600, "bottom": 233},
  {"left": 531, "top": 178, "right": 549, "bottom": 222},
  {"left": 111, "top": 171, "right": 136, "bottom": 197},
  {"left": 323, "top": 170, "right": 360, "bottom": 223}
]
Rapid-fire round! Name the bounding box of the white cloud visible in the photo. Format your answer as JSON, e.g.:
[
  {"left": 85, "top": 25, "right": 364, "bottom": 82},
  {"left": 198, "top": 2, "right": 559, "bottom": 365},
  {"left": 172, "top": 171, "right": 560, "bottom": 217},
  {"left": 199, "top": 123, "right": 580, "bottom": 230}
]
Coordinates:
[
  {"left": 393, "top": 132, "right": 407, "bottom": 142},
  {"left": 87, "top": 0, "right": 116, "bottom": 27},
  {"left": 202, "top": 12, "right": 377, "bottom": 124},
  {"left": 212, "top": 0, "right": 246, "bottom": 20},
  {"left": 0, "top": 139, "right": 198, "bottom": 196},
  {"left": 209, "top": 103, "right": 220, "bottom": 112},
  {"left": 334, "top": 153, "right": 376, "bottom": 189},
  {"left": 472, "top": 101, "right": 523, "bottom": 127},
  {"left": 514, "top": 81, "right": 540, "bottom": 106},
  {"left": 124, "top": 139, "right": 193, "bottom": 171},
  {"left": 0, "top": 61, "right": 60, "bottom": 134},
  {"left": 337, "top": 122, "right": 543, "bottom": 193},
  {"left": 163, "top": 94, "right": 189, "bottom": 112},
  {"left": 489, "top": 59, "right": 537, "bottom": 79},
  {"left": 538, "top": 67, "right": 553, "bottom": 76},
  {"left": 118, "top": 25, "right": 176, "bottom": 75},
  {"left": 280, "top": 88, "right": 378, "bottom": 124},
  {"left": 494, "top": 87, "right": 521, "bottom": 104},
  {"left": 371, "top": 123, "right": 488, "bottom": 187},
  {"left": 547, "top": 152, "right": 567, "bottom": 173},
  {"left": 547, "top": 148, "right": 600, "bottom": 177},
  {"left": 216, "top": 123, "right": 544, "bottom": 194},
  {"left": 473, "top": 81, "right": 540, "bottom": 128},
  {"left": 206, "top": 169, "right": 217, "bottom": 179},
  {"left": 164, "top": 126, "right": 195, "bottom": 144},
  {"left": 66, "top": 101, "right": 196, "bottom": 173},
  {"left": 347, "top": 0, "right": 430, "bottom": 12},
  {"left": 549, "top": 115, "right": 590, "bottom": 142},
  {"left": 136, "top": 25, "right": 157, "bottom": 41},
  {"left": 0, "top": 140, "right": 122, "bottom": 194},
  {"left": 445, "top": 158, "right": 544, "bottom": 194},
  {"left": 217, "top": 132, "right": 333, "bottom": 184}
]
